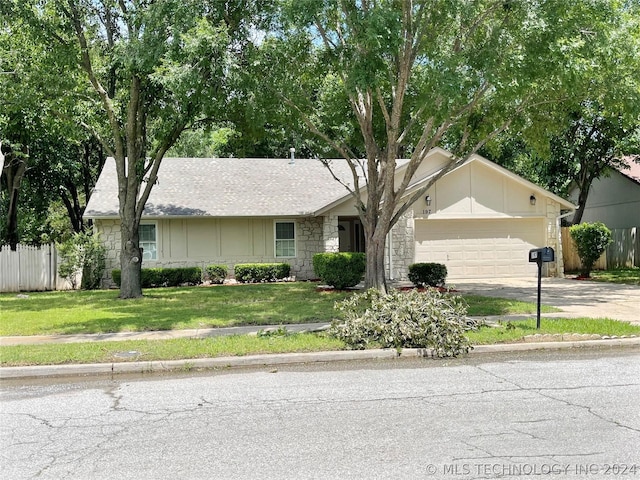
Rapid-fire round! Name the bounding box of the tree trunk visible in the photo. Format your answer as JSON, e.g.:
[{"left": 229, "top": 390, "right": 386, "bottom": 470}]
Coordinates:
[
  {"left": 2, "top": 147, "right": 28, "bottom": 251},
  {"left": 364, "top": 232, "right": 388, "bottom": 294},
  {"left": 119, "top": 221, "right": 143, "bottom": 298},
  {"left": 571, "top": 183, "right": 591, "bottom": 225}
]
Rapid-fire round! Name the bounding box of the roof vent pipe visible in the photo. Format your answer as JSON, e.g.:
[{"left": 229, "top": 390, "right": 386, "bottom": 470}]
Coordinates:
[{"left": 289, "top": 147, "right": 295, "bottom": 165}]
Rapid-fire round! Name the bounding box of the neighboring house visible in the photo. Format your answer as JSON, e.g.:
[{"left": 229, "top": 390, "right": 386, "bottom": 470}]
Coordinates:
[
  {"left": 568, "top": 157, "right": 640, "bottom": 229},
  {"left": 85, "top": 148, "right": 575, "bottom": 287}
]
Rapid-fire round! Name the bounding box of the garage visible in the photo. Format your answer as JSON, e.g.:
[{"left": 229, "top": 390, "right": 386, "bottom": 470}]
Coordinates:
[{"left": 414, "top": 218, "right": 545, "bottom": 279}]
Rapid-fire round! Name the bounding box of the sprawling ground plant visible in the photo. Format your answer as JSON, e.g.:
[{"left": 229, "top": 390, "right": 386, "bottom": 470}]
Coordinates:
[{"left": 331, "top": 288, "right": 476, "bottom": 357}]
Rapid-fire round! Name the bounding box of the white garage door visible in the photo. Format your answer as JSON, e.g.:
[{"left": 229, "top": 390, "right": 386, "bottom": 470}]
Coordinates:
[{"left": 414, "top": 218, "right": 545, "bottom": 279}]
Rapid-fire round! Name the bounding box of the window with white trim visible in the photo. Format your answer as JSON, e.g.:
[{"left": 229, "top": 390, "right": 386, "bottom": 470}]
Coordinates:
[
  {"left": 140, "top": 223, "right": 157, "bottom": 261},
  {"left": 275, "top": 221, "right": 296, "bottom": 258}
]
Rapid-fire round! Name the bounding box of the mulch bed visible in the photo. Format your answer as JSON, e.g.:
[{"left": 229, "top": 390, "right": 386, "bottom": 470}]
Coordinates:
[{"left": 317, "top": 285, "right": 459, "bottom": 293}]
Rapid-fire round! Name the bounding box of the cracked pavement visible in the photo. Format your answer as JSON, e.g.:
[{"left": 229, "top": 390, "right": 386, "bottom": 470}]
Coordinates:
[{"left": 1, "top": 348, "right": 639, "bottom": 479}]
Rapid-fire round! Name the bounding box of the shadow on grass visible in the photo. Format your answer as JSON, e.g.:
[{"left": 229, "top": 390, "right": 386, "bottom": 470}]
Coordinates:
[{"left": 0, "top": 283, "right": 351, "bottom": 336}]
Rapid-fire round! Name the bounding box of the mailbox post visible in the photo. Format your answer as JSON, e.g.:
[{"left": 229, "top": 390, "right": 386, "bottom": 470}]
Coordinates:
[{"left": 528, "top": 247, "right": 555, "bottom": 329}]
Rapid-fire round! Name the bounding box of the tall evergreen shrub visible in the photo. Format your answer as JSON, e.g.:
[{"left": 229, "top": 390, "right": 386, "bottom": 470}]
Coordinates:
[{"left": 569, "top": 222, "right": 612, "bottom": 277}]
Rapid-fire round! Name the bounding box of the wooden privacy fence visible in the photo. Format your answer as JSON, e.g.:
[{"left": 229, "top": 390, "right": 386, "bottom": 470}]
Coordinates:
[
  {"left": 561, "top": 227, "right": 639, "bottom": 272},
  {"left": 0, "top": 244, "right": 71, "bottom": 292}
]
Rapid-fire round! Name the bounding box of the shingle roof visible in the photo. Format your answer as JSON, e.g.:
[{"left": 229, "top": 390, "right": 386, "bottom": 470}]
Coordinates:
[
  {"left": 85, "top": 157, "right": 357, "bottom": 218},
  {"left": 618, "top": 156, "right": 640, "bottom": 185}
]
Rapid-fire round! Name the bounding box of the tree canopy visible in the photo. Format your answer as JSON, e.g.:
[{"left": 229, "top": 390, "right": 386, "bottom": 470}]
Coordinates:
[
  {"left": 6, "top": 0, "right": 272, "bottom": 297},
  {"left": 3, "top": 0, "right": 637, "bottom": 293},
  {"left": 261, "top": 0, "right": 628, "bottom": 291},
  {"left": 481, "top": 1, "right": 640, "bottom": 222}
]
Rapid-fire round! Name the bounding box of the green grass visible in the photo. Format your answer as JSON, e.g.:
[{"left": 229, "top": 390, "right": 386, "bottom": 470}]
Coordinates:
[
  {"left": 573, "top": 268, "right": 640, "bottom": 285},
  {"left": 0, "top": 333, "right": 345, "bottom": 367},
  {"left": 463, "top": 294, "right": 559, "bottom": 316},
  {"left": 2, "top": 317, "right": 638, "bottom": 367},
  {"left": 2, "top": 283, "right": 636, "bottom": 368},
  {"left": 468, "top": 317, "right": 640, "bottom": 345},
  {"left": 0, "top": 283, "right": 557, "bottom": 337},
  {"left": 0, "top": 283, "right": 352, "bottom": 336}
]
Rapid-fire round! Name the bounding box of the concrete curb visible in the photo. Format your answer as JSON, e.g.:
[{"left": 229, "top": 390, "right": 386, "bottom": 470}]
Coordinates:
[{"left": 2, "top": 337, "right": 639, "bottom": 380}]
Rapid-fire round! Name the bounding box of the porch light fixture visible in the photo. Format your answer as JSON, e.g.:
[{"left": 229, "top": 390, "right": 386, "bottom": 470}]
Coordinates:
[
  {"left": 530, "top": 194, "right": 537, "bottom": 206},
  {"left": 425, "top": 195, "right": 432, "bottom": 206}
]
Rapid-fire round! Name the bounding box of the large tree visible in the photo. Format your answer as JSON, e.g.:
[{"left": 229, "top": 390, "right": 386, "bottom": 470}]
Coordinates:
[
  {"left": 266, "top": 0, "right": 620, "bottom": 292},
  {"left": 19, "top": 0, "right": 270, "bottom": 297},
  {"left": 0, "top": 2, "right": 76, "bottom": 250},
  {"left": 483, "top": 2, "right": 640, "bottom": 224}
]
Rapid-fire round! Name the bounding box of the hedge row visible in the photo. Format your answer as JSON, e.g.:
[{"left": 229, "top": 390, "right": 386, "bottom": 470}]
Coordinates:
[
  {"left": 112, "top": 267, "right": 202, "bottom": 288},
  {"left": 234, "top": 263, "right": 291, "bottom": 283},
  {"left": 205, "top": 264, "right": 228, "bottom": 284},
  {"left": 112, "top": 263, "right": 292, "bottom": 287}
]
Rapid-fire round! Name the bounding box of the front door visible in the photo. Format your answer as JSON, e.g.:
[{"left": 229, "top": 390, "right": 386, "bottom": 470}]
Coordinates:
[{"left": 338, "top": 217, "right": 365, "bottom": 253}]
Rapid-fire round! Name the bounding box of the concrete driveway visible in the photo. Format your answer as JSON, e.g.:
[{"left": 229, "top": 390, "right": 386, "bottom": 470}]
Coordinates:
[{"left": 452, "top": 277, "right": 640, "bottom": 325}]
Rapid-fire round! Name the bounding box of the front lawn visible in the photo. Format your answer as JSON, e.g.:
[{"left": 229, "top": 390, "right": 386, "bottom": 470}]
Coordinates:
[
  {"left": 574, "top": 268, "right": 640, "bottom": 285},
  {"left": 0, "top": 283, "right": 351, "bottom": 336},
  {"left": 0, "top": 282, "right": 558, "bottom": 337},
  {"left": 2, "top": 317, "right": 639, "bottom": 366}
]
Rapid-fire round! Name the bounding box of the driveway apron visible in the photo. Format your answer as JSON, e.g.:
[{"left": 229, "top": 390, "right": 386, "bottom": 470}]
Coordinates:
[{"left": 452, "top": 277, "right": 640, "bottom": 325}]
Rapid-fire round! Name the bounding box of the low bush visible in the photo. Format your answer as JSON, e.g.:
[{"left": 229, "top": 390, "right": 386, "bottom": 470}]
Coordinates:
[
  {"left": 408, "top": 262, "right": 447, "bottom": 287},
  {"left": 234, "top": 263, "right": 291, "bottom": 283},
  {"left": 330, "top": 288, "right": 474, "bottom": 357},
  {"left": 205, "top": 264, "right": 228, "bottom": 284},
  {"left": 111, "top": 267, "right": 202, "bottom": 288},
  {"left": 313, "top": 252, "right": 366, "bottom": 289}
]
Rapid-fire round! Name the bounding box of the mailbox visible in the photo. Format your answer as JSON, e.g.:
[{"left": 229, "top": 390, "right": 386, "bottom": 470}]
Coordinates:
[
  {"left": 529, "top": 247, "right": 554, "bottom": 263},
  {"left": 529, "top": 247, "right": 554, "bottom": 330}
]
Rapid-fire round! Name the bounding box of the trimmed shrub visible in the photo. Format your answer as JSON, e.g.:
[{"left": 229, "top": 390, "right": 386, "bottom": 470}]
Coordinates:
[
  {"left": 205, "top": 264, "right": 228, "bottom": 284},
  {"left": 234, "top": 263, "right": 291, "bottom": 283},
  {"left": 408, "top": 262, "right": 448, "bottom": 287},
  {"left": 313, "top": 252, "right": 366, "bottom": 289},
  {"left": 569, "top": 222, "right": 613, "bottom": 277},
  {"left": 111, "top": 267, "right": 202, "bottom": 288},
  {"left": 142, "top": 268, "right": 163, "bottom": 287},
  {"left": 331, "top": 288, "right": 473, "bottom": 357},
  {"left": 164, "top": 267, "right": 201, "bottom": 286}
]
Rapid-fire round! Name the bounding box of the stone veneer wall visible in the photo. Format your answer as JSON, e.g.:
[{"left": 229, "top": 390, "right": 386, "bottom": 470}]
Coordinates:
[
  {"left": 321, "top": 214, "right": 340, "bottom": 253},
  {"left": 385, "top": 212, "right": 414, "bottom": 281},
  {"left": 94, "top": 217, "right": 325, "bottom": 288},
  {"left": 94, "top": 219, "right": 121, "bottom": 288},
  {"left": 545, "top": 200, "right": 564, "bottom": 277},
  {"left": 290, "top": 217, "right": 324, "bottom": 279}
]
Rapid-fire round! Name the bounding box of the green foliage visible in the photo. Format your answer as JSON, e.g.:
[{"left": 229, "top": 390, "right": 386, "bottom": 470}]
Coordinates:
[
  {"left": 112, "top": 267, "right": 202, "bottom": 288},
  {"left": 331, "top": 289, "right": 473, "bottom": 357},
  {"left": 205, "top": 264, "right": 228, "bottom": 284},
  {"left": 408, "top": 263, "right": 448, "bottom": 288},
  {"left": 166, "top": 127, "right": 239, "bottom": 157},
  {"left": 57, "top": 232, "right": 106, "bottom": 290},
  {"left": 569, "top": 222, "right": 613, "bottom": 277},
  {"left": 234, "top": 263, "right": 291, "bottom": 283},
  {"left": 265, "top": 0, "right": 632, "bottom": 291},
  {"left": 312, "top": 252, "right": 366, "bottom": 289}
]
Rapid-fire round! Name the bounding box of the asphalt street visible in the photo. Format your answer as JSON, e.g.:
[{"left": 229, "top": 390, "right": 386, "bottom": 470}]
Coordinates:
[{"left": 2, "top": 347, "right": 639, "bottom": 479}]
